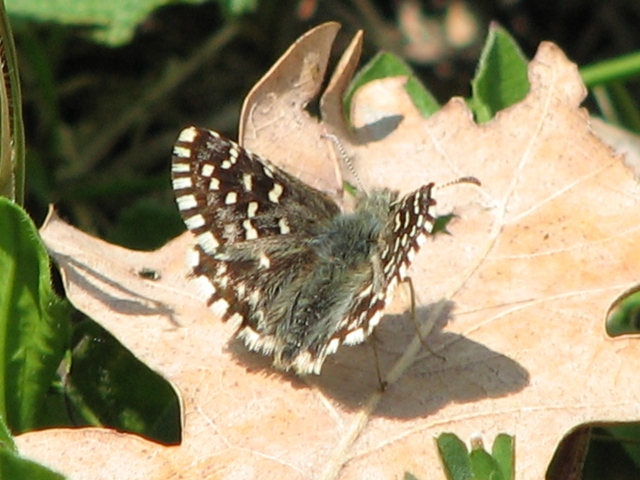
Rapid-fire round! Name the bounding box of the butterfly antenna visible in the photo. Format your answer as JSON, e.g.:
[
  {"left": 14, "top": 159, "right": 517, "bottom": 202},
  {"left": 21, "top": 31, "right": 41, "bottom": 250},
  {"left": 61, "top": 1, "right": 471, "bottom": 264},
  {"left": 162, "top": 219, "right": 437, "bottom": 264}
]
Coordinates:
[
  {"left": 435, "top": 176, "right": 481, "bottom": 191},
  {"left": 322, "top": 133, "right": 367, "bottom": 195}
]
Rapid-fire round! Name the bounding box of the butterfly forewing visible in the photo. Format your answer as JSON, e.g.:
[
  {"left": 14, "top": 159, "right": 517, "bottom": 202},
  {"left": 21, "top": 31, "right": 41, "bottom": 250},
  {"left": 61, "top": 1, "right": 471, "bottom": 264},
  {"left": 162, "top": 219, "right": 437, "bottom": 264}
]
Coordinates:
[{"left": 172, "top": 126, "right": 340, "bottom": 252}]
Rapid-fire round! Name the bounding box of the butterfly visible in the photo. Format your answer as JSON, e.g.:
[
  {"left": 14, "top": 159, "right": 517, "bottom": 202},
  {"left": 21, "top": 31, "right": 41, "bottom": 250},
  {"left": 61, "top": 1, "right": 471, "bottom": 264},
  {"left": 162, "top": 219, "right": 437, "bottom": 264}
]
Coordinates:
[{"left": 172, "top": 125, "right": 477, "bottom": 374}]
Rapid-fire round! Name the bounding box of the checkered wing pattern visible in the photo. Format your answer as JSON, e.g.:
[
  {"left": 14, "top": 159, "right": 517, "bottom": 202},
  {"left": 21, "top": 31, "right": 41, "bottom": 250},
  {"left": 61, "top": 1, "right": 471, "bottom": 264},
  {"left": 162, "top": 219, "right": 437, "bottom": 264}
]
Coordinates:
[{"left": 171, "top": 126, "right": 440, "bottom": 374}]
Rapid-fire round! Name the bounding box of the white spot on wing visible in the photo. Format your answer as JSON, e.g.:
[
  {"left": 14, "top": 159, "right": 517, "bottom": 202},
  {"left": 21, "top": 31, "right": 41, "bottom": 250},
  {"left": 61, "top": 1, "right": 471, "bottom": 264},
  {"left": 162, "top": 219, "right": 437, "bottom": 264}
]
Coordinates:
[
  {"left": 268, "top": 183, "right": 283, "bottom": 203},
  {"left": 185, "top": 248, "right": 199, "bottom": 268},
  {"left": 179, "top": 126, "right": 198, "bottom": 142},
  {"left": 326, "top": 337, "right": 340, "bottom": 355},
  {"left": 197, "top": 231, "right": 219, "bottom": 253},
  {"left": 248, "top": 289, "right": 261, "bottom": 306},
  {"left": 172, "top": 177, "right": 192, "bottom": 190},
  {"left": 368, "top": 311, "right": 383, "bottom": 333},
  {"left": 344, "top": 328, "right": 365, "bottom": 345},
  {"left": 225, "top": 191, "right": 238, "bottom": 204},
  {"left": 227, "top": 312, "right": 244, "bottom": 329},
  {"left": 238, "top": 327, "right": 277, "bottom": 355},
  {"left": 177, "top": 194, "right": 198, "bottom": 210},
  {"left": 358, "top": 284, "right": 373, "bottom": 298},
  {"left": 173, "top": 146, "right": 191, "bottom": 158},
  {"left": 424, "top": 220, "right": 434, "bottom": 233},
  {"left": 229, "top": 146, "right": 239, "bottom": 164},
  {"left": 258, "top": 252, "right": 270, "bottom": 269},
  {"left": 247, "top": 202, "right": 259, "bottom": 218},
  {"left": 291, "top": 351, "right": 323, "bottom": 375},
  {"left": 210, "top": 298, "right": 230, "bottom": 316},
  {"left": 278, "top": 217, "right": 290, "bottom": 234},
  {"left": 172, "top": 162, "right": 190, "bottom": 173},
  {"left": 209, "top": 178, "right": 220, "bottom": 190},
  {"left": 201, "top": 164, "right": 214, "bottom": 177},
  {"left": 192, "top": 275, "right": 216, "bottom": 300},
  {"left": 243, "top": 173, "right": 253, "bottom": 191},
  {"left": 243, "top": 219, "right": 258, "bottom": 240},
  {"left": 184, "top": 214, "right": 205, "bottom": 230},
  {"left": 398, "top": 262, "right": 407, "bottom": 279},
  {"left": 263, "top": 165, "right": 274, "bottom": 178},
  {"left": 238, "top": 326, "right": 260, "bottom": 348}
]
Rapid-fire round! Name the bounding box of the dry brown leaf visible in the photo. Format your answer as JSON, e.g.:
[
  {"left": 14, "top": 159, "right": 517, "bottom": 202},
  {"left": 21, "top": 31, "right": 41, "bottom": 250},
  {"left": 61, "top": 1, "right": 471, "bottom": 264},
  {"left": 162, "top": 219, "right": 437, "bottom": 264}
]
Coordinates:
[
  {"left": 239, "top": 22, "right": 349, "bottom": 198},
  {"left": 16, "top": 24, "right": 640, "bottom": 480}
]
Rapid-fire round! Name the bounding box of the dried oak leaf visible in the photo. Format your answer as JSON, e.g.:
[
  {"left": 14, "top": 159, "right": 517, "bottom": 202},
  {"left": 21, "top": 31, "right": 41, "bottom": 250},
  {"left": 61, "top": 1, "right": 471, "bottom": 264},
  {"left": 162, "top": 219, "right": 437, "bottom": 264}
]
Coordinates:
[{"left": 16, "top": 23, "right": 640, "bottom": 480}]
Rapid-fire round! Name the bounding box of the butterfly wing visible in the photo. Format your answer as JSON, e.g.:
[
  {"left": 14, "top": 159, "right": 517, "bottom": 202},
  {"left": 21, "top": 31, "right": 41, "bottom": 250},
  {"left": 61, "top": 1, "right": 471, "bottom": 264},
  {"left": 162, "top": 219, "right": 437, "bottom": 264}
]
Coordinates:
[{"left": 172, "top": 126, "right": 340, "bottom": 249}]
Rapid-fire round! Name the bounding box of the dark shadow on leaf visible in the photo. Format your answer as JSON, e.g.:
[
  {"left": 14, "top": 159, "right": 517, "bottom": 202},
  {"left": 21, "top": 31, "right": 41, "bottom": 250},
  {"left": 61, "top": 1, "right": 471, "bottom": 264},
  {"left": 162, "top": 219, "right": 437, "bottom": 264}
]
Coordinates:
[
  {"left": 352, "top": 115, "right": 404, "bottom": 144},
  {"left": 55, "top": 254, "right": 178, "bottom": 325},
  {"left": 227, "top": 300, "right": 529, "bottom": 419}
]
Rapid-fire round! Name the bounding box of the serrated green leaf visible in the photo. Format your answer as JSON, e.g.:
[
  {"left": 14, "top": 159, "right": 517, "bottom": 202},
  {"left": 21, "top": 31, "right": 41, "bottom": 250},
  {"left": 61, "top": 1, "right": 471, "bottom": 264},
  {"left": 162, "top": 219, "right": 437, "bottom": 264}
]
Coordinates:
[
  {"left": 436, "top": 433, "right": 473, "bottom": 480},
  {"left": 346, "top": 51, "right": 439, "bottom": 119},
  {"left": 0, "top": 198, "right": 70, "bottom": 433},
  {"left": 470, "top": 24, "right": 529, "bottom": 123}
]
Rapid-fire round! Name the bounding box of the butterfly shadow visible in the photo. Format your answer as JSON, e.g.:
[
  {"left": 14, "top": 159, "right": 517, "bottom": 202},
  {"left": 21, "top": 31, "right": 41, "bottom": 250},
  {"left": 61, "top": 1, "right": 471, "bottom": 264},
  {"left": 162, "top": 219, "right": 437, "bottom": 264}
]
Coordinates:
[{"left": 228, "top": 300, "right": 529, "bottom": 419}]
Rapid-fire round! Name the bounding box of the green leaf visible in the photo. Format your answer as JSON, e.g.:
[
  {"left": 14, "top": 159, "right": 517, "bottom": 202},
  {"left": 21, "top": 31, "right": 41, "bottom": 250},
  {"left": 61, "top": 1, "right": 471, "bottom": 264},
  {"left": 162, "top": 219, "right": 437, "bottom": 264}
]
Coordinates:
[
  {"left": 606, "top": 288, "right": 640, "bottom": 336},
  {"left": 470, "top": 24, "right": 529, "bottom": 123},
  {"left": 591, "top": 82, "right": 640, "bottom": 134},
  {"left": 0, "top": 417, "right": 61, "bottom": 480},
  {"left": 346, "top": 51, "right": 440, "bottom": 119},
  {"left": 220, "top": 0, "right": 257, "bottom": 15},
  {"left": 580, "top": 50, "right": 640, "bottom": 87},
  {"left": 64, "top": 318, "right": 181, "bottom": 445},
  {"left": 491, "top": 434, "right": 514, "bottom": 480},
  {"left": 0, "top": 198, "right": 70, "bottom": 433},
  {"left": 0, "top": 415, "right": 16, "bottom": 453},
  {"left": 469, "top": 446, "right": 502, "bottom": 480},
  {"left": 0, "top": 1, "right": 25, "bottom": 203},
  {"left": 0, "top": 447, "right": 66, "bottom": 480},
  {"left": 6, "top": 0, "right": 253, "bottom": 46},
  {"left": 436, "top": 433, "right": 473, "bottom": 480}
]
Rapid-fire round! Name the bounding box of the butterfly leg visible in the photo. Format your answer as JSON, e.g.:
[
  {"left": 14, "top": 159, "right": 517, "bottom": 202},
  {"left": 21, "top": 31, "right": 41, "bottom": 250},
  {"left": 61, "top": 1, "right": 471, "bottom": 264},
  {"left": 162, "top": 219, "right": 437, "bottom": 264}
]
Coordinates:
[
  {"left": 404, "top": 277, "right": 445, "bottom": 361},
  {"left": 368, "top": 334, "right": 388, "bottom": 391}
]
